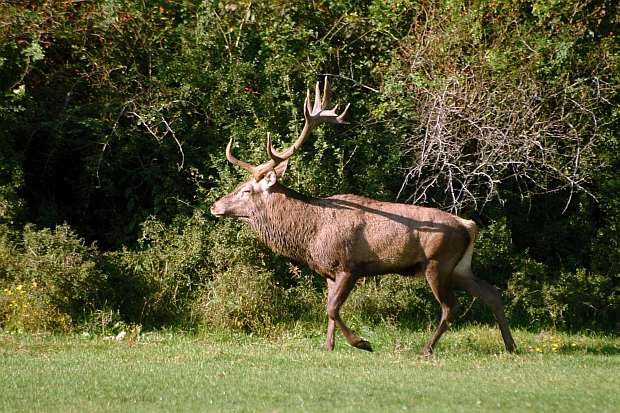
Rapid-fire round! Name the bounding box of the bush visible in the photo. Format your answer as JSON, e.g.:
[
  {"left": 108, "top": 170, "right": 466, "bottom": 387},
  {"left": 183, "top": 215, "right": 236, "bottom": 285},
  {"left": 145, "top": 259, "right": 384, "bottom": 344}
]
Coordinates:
[
  {"left": 0, "top": 223, "right": 104, "bottom": 332},
  {"left": 344, "top": 276, "right": 436, "bottom": 329},
  {"left": 0, "top": 0, "right": 618, "bottom": 336},
  {"left": 475, "top": 219, "right": 620, "bottom": 333},
  {"left": 0, "top": 281, "right": 70, "bottom": 333},
  {"left": 194, "top": 263, "right": 281, "bottom": 334},
  {"left": 191, "top": 218, "right": 326, "bottom": 335},
  {"left": 112, "top": 214, "right": 213, "bottom": 326}
]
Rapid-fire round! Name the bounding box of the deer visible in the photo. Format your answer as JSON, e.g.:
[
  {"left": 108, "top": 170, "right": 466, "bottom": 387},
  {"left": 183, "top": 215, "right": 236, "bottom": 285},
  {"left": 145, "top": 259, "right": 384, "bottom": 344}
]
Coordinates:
[{"left": 210, "top": 78, "right": 516, "bottom": 355}]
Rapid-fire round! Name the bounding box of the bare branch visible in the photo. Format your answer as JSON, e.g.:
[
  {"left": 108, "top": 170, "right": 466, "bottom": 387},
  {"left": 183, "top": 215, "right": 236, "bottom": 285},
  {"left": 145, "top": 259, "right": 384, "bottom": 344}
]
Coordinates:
[{"left": 392, "top": 69, "right": 607, "bottom": 213}]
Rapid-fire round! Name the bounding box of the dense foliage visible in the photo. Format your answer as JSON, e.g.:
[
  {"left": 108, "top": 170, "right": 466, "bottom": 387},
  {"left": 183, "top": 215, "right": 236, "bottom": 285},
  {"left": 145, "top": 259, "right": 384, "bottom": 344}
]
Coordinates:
[{"left": 1, "top": 0, "right": 618, "bottom": 335}]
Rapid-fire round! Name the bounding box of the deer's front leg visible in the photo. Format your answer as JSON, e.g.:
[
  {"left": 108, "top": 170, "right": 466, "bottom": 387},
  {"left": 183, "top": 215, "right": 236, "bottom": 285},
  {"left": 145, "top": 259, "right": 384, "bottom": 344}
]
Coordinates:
[
  {"left": 325, "top": 273, "right": 372, "bottom": 352},
  {"left": 323, "top": 278, "right": 337, "bottom": 351}
]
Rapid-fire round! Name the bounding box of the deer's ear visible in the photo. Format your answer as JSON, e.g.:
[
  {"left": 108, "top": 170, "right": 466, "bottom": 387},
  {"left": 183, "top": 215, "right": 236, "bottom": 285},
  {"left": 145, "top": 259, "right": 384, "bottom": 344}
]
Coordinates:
[
  {"left": 262, "top": 170, "right": 278, "bottom": 188},
  {"left": 275, "top": 160, "right": 288, "bottom": 178},
  {"left": 259, "top": 161, "right": 287, "bottom": 188}
]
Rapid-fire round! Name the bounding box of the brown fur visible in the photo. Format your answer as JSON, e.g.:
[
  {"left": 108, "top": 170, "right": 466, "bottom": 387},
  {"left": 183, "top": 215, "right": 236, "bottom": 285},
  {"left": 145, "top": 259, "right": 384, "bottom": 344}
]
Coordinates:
[
  {"left": 212, "top": 78, "right": 514, "bottom": 354},
  {"left": 211, "top": 178, "right": 516, "bottom": 354}
]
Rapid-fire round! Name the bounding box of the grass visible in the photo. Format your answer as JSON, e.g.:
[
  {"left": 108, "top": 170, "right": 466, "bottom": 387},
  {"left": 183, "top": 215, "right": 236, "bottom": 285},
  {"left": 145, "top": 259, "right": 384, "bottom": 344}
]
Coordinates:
[{"left": 0, "top": 325, "right": 619, "bottom": 412}]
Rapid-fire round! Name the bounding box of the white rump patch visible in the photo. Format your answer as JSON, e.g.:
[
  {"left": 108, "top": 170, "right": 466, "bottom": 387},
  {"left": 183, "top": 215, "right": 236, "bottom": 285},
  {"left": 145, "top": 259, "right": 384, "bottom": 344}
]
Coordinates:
[{"left": 453, "top": 239, "right": 474, "bottom": 277}]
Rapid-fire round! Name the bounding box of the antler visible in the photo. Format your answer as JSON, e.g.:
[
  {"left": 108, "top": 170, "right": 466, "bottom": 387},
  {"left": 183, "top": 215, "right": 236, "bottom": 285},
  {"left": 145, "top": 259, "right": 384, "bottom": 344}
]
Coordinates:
[
  {"left": 226, "top": 77, "right": 350, "bottom": 180},
  {"left": 225, "top": 138, "right": 257, "bottom": 174},
  {"left": 266, "top": 77, "right": 350, "bottom": 165}
]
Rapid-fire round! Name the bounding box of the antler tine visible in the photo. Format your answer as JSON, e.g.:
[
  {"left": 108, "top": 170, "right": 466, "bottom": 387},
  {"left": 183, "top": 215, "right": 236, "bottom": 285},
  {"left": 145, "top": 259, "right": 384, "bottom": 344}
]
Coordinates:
[
  {"left": 305, "top": 88, "right": 313, "bottom": 120},
  {"left": 267, "top": 76, "right": 349, "bottom": 167},
  {"left": 321, "top": 77, "right": 330, "bottom": 109},
  {"left": 261, "top": 132, "right": 282, "bottom": 168},
  {"left": 314, "top": 81, "right": 323, "bottom": 113},
  {"left": 226, "top": 138, "right": 260, "bottom": 177}
]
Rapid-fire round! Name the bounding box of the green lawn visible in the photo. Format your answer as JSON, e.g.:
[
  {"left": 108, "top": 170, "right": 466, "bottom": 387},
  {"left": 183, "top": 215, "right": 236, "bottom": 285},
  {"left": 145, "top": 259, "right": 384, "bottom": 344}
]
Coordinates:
[{"left": 1, "top": 326, "right": 618, "bottom": 412}]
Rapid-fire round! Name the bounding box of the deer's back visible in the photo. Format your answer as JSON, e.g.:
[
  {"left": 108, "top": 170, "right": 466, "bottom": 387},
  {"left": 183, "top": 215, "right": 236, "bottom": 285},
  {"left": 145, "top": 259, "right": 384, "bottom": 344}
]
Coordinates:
[{"left": 307, "top": 194, "right": 473, "bottom": 278}]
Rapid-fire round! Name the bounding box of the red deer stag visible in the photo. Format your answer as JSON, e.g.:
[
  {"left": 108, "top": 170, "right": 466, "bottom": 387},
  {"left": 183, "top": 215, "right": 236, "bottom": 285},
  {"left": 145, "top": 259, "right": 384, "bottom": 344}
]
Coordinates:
[{"left": 211, "top": 78, "right": 516, "bottom": 355}]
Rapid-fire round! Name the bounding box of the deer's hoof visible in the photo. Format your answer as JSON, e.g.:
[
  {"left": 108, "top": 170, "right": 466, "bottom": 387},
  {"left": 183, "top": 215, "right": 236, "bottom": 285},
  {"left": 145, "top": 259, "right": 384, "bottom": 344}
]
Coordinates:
[
  {"left": 420, "top": 347, "right": 434, "bottom": 356},
  {"left": 355, "top": 340, "right": 373, "bottom": 352}
]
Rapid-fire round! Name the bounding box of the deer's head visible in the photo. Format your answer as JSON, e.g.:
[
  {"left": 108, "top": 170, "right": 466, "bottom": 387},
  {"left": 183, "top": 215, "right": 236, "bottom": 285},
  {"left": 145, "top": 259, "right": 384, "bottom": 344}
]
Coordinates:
[{"left": 211, "top": 78, "right": 349, "bottom": 222}]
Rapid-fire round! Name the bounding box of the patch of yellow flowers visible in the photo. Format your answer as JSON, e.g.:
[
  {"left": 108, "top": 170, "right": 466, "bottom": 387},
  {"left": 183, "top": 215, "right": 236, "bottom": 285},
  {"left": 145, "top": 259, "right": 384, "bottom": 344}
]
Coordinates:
[
  {"left": 533, "top": 335, "right": 578, "bottom": 354},
  {"left": 1, "top": 281, "right": 68, "bottom": 333},
  {"left": 4, "top": 282, "right": 37, "bottom": 309}
]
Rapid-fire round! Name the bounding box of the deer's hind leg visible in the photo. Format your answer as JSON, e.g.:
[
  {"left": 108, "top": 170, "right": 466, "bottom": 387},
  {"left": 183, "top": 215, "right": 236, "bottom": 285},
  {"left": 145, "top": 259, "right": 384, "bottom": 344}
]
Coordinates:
[
  {"left": 452, "top": 268, "right": 516, "bottom": 353},
  {"left": 422, "top": 260, "right": 461, "bottom": 355}
]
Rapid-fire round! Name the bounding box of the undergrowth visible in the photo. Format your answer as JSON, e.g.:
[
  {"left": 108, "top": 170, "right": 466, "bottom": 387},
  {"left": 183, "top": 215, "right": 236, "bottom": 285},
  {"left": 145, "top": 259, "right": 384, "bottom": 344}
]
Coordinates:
[{"left": 0, "top": 215, "right": 618, "bottom": 337}]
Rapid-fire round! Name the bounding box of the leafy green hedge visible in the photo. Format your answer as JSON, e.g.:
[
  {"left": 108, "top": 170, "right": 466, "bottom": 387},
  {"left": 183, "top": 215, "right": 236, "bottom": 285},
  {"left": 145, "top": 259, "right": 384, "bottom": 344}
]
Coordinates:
[
  {"left": 0, "top": 224, "right": 102, "bottom": 332},
  {"left": 1, "top": 0, "right": 619, "bottom": 335},
  {"left": 1, "top": 215, "right": 618, "bottom": 334}
]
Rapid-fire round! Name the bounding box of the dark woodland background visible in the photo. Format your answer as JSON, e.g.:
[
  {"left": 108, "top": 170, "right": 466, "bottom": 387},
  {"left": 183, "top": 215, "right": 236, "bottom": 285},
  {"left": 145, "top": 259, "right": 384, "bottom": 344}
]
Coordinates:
[{"left": 1, "top": 0, "right": 619, "bottom": 335}]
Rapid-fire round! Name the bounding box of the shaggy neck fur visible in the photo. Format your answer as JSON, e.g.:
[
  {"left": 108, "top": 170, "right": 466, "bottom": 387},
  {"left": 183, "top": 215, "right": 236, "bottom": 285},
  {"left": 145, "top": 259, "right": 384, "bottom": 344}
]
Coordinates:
[{"left": 249, "top": 183, "right": 323, "bottom": 263}]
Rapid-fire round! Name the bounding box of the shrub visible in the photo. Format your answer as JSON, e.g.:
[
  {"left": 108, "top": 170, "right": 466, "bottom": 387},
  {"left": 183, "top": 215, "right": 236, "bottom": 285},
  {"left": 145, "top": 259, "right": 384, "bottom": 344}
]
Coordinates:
[
  {"left": 0, "top": 223, "right": 103, "bottom": 332},
  {"left": 194, "top": 263, "right": 281, "bottom": 334},
  {"left": 111, "top": 214, "right": 214, "bottom": 326},
  {"left": 345, "top": 276, "right": 436, "bottom": 329},
  {"left": 0, "top": 281, "right": 70, "bottom": 333},
  {"left": 191, "top": 218, "right": 325, "bottom": 335}
]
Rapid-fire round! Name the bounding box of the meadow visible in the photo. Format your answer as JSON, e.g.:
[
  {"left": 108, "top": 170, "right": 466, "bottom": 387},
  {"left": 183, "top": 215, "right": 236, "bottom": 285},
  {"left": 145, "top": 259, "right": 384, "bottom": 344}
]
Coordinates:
[
  {"left": 1, "top": 326, "right": 618, "bottom": 413},
  {"left": 2, "top": 3, "right": 619, "bottom": 411}
]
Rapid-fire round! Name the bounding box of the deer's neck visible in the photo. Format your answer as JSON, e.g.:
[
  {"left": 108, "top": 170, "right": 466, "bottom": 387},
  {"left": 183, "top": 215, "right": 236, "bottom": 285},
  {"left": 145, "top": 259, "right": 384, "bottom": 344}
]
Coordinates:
[{"left": 250, "top": 184, "right": 321, "bottom": 262}]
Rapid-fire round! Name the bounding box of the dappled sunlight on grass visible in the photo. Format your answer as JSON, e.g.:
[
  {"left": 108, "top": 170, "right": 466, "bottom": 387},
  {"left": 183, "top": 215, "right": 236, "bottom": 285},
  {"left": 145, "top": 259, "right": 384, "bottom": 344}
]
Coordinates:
[{"left": 1, "top": 328, "right": 619, "bottom": 412}]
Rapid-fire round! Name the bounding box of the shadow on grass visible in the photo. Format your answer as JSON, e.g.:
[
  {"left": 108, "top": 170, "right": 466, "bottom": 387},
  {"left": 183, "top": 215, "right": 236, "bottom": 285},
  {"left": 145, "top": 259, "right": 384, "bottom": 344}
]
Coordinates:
[{"left": 562, "top": 344, "right": 620, "bottom": 355}]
